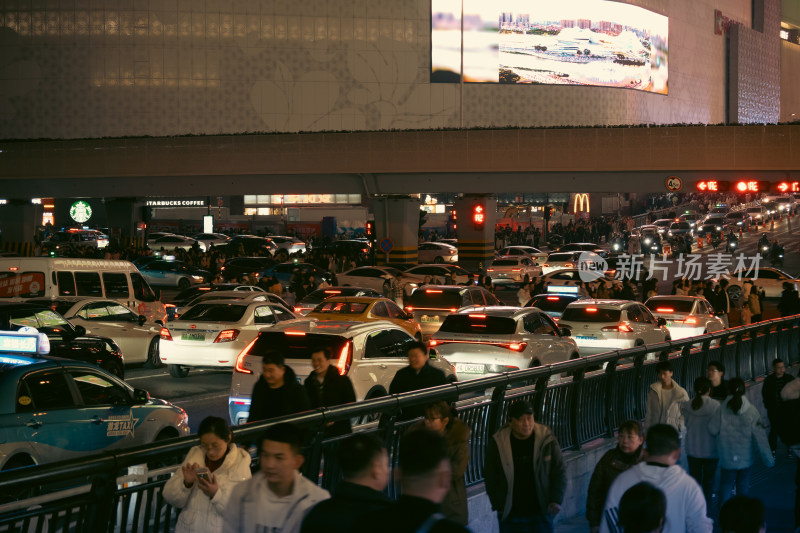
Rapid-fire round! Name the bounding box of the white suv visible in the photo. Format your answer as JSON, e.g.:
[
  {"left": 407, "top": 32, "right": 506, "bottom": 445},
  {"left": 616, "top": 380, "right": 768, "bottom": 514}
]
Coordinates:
[
  {"left": 228, "top": 320, "right": 456, "bottom": 425},
  {"left": 429, "top": 307, "right": 578, "bottom": 381},
  {"left": 558, "top": 300, "right": 670, "bottom": 357}
]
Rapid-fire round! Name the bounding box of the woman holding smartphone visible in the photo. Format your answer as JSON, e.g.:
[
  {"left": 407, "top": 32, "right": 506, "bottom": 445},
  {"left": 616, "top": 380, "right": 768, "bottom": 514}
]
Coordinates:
[{"left": 164, "top": 416, "right": 252, "bottom": 533}]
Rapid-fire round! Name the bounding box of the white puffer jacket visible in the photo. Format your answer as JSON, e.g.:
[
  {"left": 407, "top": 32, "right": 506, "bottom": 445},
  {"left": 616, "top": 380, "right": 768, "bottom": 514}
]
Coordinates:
[{"left": 163, "top": 444, "right": 252, "bottom": 533}]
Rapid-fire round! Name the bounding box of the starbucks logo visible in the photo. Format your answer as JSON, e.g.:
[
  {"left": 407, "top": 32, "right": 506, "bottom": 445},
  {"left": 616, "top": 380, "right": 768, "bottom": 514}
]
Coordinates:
[{"left": 70, "top": 201, "right": 92, "bottom": 223}]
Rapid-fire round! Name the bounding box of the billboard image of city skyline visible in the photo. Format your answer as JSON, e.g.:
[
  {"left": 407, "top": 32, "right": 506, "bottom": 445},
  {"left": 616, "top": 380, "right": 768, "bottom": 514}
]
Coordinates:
[{"left": 431, "top": 0, "right": 669, "bottom": 94}]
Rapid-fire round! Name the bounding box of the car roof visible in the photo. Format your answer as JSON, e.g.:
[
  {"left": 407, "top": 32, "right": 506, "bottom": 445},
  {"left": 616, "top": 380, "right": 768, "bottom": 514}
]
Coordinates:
[
  {"left": 313, "top": 296, "right": 386, "bottom": 304},
  {"left": 414, "top": 285, "right": 467, "bottom": 292},
  {"left": 266, "top": 319, "right": 399, "bottom": 336},
  {"left": 566, "top": 299, "right": 636, "bottom": 309},
  {"left": 645, "top": 295, "right": 704, "bottom": 302}
]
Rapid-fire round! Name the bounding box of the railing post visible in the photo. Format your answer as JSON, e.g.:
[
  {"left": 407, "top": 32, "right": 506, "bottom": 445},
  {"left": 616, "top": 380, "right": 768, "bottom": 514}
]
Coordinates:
[
  {"left": 85, "top": 470, "right": 118, "bottom": 532},
  {"left": 487, "top": 383, "right": 508, "bottom": 435},
  {"left": 532, "top": 373, "right": 552, "bottom": 419},
  {"left": 603, "top": 357, "right": 618, "bottom": 439},
  {"left": 302, "top": 423, "right": 327, "bottom": 482},
  {"left": 569, "top": 367, "right": 586, "bottom": 451},
  {"left": 633, "top": 352, "right": 646, "bottom": 422}
]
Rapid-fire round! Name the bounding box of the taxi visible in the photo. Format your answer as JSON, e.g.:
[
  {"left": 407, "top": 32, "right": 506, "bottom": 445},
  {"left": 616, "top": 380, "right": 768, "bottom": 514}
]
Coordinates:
[
  {"left": 0, "top": 329, "right": 189, "bottom": 471},
  {"left": 305, "top": 296, "right": 422, "bottom": 340}
]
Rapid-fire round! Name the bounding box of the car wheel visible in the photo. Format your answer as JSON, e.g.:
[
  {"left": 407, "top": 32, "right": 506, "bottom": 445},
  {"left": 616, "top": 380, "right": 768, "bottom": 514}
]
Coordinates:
[
  {"left": 168, "top": 364, "right": 190, "bottom": 378},
  {"left": 177, "top": 278, "right": 191, "bottom": 290},
  {"left": 144, "top": 337, "right": 162, "bottom": 369},
  {"left": 102, "top": 360, "right": 124, "bottom": 379},
  {"left": 433, "top": 256, "right": 444, "bottom": 264}
]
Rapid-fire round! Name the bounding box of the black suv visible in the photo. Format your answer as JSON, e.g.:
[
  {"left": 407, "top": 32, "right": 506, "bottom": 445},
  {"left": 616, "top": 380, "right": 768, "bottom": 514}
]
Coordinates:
[
  {"left": 220, "top": 257, "right": 277, "bottom": 281},
  {"left": 227, "top": 236, "right": 278, "bottom": 256},
  {"left": 0, "top": 303, "right": 125, "bottom": 378}
]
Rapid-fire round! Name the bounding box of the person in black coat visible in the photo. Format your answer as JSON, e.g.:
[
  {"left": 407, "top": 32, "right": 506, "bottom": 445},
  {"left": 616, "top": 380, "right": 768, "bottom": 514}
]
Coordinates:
[
  {"left": 778, "top": 282, "right": 800, "bottom": 317},
  {"left": 248, "top": 351, "right": 310, "bottom": 423},
  {"left": 301, "top": 434, "right": 391, "bottom": 533},
  {"left": 389, "top": 341, "right": 447, "bottom": 420},
  {"left": 303, "top": 346, "right": 356, "bottom": 436},
  {"left": 761, "top": 358, "right": 796, "bottom": 453}
]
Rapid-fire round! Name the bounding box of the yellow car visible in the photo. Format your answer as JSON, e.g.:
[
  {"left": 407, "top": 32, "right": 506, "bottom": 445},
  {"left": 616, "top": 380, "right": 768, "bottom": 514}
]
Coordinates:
[{"left": 305, "top": 297, "right": 422, "bottom": 340}]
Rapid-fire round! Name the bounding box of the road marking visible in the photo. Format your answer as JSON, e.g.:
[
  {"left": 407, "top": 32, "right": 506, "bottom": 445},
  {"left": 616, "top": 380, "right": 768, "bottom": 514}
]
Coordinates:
[
  {"left": 170, "top": 392, "right": 229, "bottom": 403},
  {"left": 126, "top": 373, "right": 169, "bottom": 380}
]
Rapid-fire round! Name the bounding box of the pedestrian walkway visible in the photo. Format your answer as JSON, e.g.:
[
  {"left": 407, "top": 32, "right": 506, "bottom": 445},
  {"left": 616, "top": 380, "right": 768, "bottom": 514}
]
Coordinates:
[{"left": 555, "top": 444, "right": 797, "bottom": 533}]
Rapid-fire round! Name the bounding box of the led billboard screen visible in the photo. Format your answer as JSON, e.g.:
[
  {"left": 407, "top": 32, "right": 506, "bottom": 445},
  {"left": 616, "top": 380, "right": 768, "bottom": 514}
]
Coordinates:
[{"left": 431, "top": 0, "right": 668, "bottom": 94}]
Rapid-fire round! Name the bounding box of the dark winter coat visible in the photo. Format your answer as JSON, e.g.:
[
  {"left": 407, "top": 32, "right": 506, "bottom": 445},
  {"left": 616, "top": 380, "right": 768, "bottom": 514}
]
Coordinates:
[
  {"left": 389, "top": 362, "right": 447, "bottom": 420},
  {"left": 301, "top": 481, "right": 391, "bottom": 533},
  {"left": 762, "top": 372, "right": 796, "bottom": 412},
  {"left": 777, "top": 288, "right": 800, "bottom": 317},
  {"left": 248, "top": 365, "right": 310, "bottom": 423},
  {"left": 303, "top": 365, "right": 357, "bottom": 436},
  {"left": 586, "top": 446, "right": 642, "bottom": 527}
]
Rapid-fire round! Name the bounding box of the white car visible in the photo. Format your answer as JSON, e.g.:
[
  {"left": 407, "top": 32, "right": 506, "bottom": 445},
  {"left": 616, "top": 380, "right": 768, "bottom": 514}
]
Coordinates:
[
  {"left": 159, "top": 300, "right": 306, "bottom": 378},
  {"left": 496, "top": 246, "right": 548, "bottom": 264},
  {"left": 191, "top": 233, "right": 231, "bottom": 248},
  {"left": 174, "top": 291, "right": 293, "bottom": 319},
  {"left": 724, "top": 267, "right": 800, "bottom": 304},
  {"left": 404, "top": 264, "right": 472, "bottom": 284},
  {"left": 26, "top": 297, "right": 164, "bottom": 368},
  {"left": 652, "top": 219, "right": 674, "bottom": 234},
  {"left": 539, "top": 269, "right": 620, "bottom": 296},
  {"left": 429, "top": 307, "right": 578, "bottom": 381},
  {"left": 644, "top": 296, "right": 725, "bottom": 340},
  {"left": 148, "top": 235, "right": 207, "bottom": 252},
  {"left": 487, "top": 257, "right": 541, "bottom": 284},
  {"left": 762, "top": 195, "right": 794, "bottom": 213},
  {"left": 268, "top": 236, "right": 307, "bottom": 254},
  {"left": 337, "top": 266, "right": 423, "bottom": 294},
  {"left": 228, "top": 320, "right": 457, "bottom": 425},
  {"left": 418, "top": 242, "right": 459, "bottom": 263},
  {"left": 540, "top": 251, "right": 603, "bottom": 275},
  {"left": 558, "top": 300, "right": 670, "bottom": 357}
]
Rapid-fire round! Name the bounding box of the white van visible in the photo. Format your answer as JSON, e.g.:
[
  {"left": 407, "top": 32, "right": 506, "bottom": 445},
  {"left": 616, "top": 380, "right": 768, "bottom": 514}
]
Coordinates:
[{"left": 0, "top": 258, "right": 167, "bottom": 324}]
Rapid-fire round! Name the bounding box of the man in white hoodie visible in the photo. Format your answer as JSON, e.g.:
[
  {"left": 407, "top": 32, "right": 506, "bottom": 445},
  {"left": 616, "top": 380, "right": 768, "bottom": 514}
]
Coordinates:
[
  {"left": 223, "top": 423, "right": 329, "bottom": 533},
  {"left": 600, "top": 424, "right": 712, "bottom": 533}
]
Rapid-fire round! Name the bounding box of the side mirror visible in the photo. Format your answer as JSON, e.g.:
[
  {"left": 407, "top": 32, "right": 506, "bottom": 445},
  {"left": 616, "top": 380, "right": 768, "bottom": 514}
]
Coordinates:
[
  {"left": 138, "top": 315, "right": 147, "bottom": 326},
  {"left": 74, "top": 325, "right": 87, "bottom": 337},
  {"left": 133, "top": 388, "right": 150, "bottom": 404},
  {"left": 559, "top": 326, "right": 572, "bottom": 337},
  {"left": 657, "top": 317, "right": 667, "bottom": 326}
]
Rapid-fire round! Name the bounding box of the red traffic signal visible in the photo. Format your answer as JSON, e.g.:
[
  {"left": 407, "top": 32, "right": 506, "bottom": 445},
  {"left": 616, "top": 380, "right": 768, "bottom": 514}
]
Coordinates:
[{"left": 472, "top": 204, "right": 485, "bottom": 230}]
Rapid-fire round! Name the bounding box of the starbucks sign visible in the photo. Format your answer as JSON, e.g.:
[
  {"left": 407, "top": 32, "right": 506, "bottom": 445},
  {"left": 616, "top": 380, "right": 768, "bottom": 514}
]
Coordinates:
[{"left": 69, "top": 201, "right": 92, "bottom": 223}]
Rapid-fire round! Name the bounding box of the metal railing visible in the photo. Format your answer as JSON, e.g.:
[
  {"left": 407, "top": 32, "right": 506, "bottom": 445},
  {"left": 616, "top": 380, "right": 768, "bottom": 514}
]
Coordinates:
[{"left": 1, "top": 316, "right": 798, "bottom": 532}]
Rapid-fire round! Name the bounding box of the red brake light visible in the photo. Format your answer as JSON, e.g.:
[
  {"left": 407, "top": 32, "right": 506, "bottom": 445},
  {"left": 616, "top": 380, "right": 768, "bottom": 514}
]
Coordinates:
[
  {"left": 486, "top": 269, "right": 495, "bottom": 272},
  {"left": 199, "top": 287, "right": 211, "bottom": 290},
  {"left": 565, "top": 263, "right": 574, "bottom": 267},
  {"left": 285, "top": 330, "right": 306, "bottom": 336},
  {"left": 234, "top": 338, "right": 258, "bottom": 374},
  {"left": 542, "top": 264, "right": 549, "bottom": 267},
  {"left": 506, "top": 342, "right": 527, "bottom": 352},
  {"left": 160, "top": 327, "right": 173, "bottom": 341},
  {"left": 324, "top": 290, "right": 341, "bottom": 294},
  {"left": 585, "top": 307, "right": 598, "bottom": 313},
  {"left": 405, "top": 306, "right": 414, "bottom": 312},
  {"left": 214, "top": 329, "right": 240, "bottom": 343},
  {"left": 511, "top": 269, "right": 521, "bottom": 272},
  {"left": 656, "top": 307, "right": 674, "bottom": 313},
  {"left": 450, "top": 307, "right": 458, "bottom": 313},
  {"left": 684, "top": 317, "right": 698, "bottom": 325},
  {"left": 336, "top": 341, "right": 353, "bottom": 375},
  {"left": 294, "top": 307, "right": 302, "bottom": 312},
  {"left": 546, "top": 296, "right": 560, "bottom": 301},
  {"left": 618, "top": 324, "right": 633, "bottom": 332},
  {"left": 9, "top": 266, "right": 19, "bottom": 271},
  {"left": 429, "top": 339, "right": 438, "bottom": 347},
  {"left": 426, "top": 289, "right": 443, "bottom": 293},
  {"left": 164, "top": 303, "right": 176, "bottom": 308},
  {"left": 468, "top": 314, "right": 486, "bottom": 319}
]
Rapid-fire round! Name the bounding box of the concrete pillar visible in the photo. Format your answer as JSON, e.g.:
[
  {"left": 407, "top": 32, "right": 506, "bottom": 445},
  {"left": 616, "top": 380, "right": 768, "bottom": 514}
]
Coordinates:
[
  {"left": 0, "top": 202, "right": 40, "bottom": 244},
  {"left": 105, "top": 198, "right": 138, "bottom": 241},
  {"left": 372, "top": 196, "right": 420, "bottom": 264},
  {"left": 455, "top": 194, "right": 497, "bottom": 272}
]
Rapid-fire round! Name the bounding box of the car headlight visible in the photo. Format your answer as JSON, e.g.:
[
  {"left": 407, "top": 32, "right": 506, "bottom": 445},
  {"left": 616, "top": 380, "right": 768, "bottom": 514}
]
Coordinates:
[
  {"left": 191, "top": 275, "right": 203, "bottom": 280},
  {"left": 716, "top": 226, "right": 721, "bottom": 231}
]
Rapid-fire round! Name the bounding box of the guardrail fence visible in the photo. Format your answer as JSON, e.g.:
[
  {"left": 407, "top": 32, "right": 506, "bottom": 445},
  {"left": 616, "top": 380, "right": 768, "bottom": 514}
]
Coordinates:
[{"left": 1, "top": 316, "right": 798, "bottom": 532}]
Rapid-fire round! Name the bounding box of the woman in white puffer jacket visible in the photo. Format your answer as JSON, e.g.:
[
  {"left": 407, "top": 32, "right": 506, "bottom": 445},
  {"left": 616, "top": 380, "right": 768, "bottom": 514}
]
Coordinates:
[{"left": 163, "top": 417, "right": 252, "bottom": 533}]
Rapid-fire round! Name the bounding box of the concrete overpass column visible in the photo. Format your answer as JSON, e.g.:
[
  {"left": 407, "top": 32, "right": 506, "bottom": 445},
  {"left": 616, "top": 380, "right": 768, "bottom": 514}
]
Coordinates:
[
  {"left": 0, "top": 202, "right": 39, "bottom": 245},
  {"left": 372, "top": 196, "right": 421, "bottom": 264},
  {"left": 455, "top": 194, "right": 497, "bottom": 272}
]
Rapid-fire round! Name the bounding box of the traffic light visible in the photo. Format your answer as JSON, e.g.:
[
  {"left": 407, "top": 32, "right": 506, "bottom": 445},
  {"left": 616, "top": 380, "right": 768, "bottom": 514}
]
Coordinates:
[
  {"left": 365, "top": 221, "right": 374, "bottom": 241},
  {"left": 472, "top": 204, "right": 485, "bottom": 230}
]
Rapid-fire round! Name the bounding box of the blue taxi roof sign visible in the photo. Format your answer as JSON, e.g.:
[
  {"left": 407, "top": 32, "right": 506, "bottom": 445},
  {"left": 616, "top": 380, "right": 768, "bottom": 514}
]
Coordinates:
[{"left": 0, "top": 327, "right": 50, "bottom": 355}]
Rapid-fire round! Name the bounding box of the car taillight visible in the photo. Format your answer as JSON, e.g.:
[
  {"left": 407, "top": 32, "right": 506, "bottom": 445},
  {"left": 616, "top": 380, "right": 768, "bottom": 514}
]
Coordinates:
[
  {"left": 160, "top": 328, "right": 173, "bottom": 341},
  {"left": 511, "top": 268, "right": 521, "bottom": 272},
  {"left": 165, "top": 303, "right": 176, "bottom": 308},
  {"left": 542, "top": 264, "right": 549, "bottom": 267},
  {"left": 214, "top": 329, "right": 240, "bottom": 343},
  {"left": 487, "top": 269, "right": 495, "bottom": 272},
  {"left": 405, "top": 306, "right": 414, "bottom": 312},
  {"left": 684, "top": 317, "right": 698, "bottom": 325},
  {"left": 565, "top": 263, "right": 574, "bottom": 267},
  {"left": 336, "top": 341, "right": 353, "bottom": 376},
  {"left": 546, "top": 296, "right": 560, "bottom": 301},
  {"left": 235, "top": 338, "right": 258, "bottom": 374},
  {"left": 505, "top": 342, "right": 527, "bottom": 352},
  {"left": 602, "top": 324, "right": 633, "bottom": 332},
  {"left": 656, "top": 307, "right": 674, "bottom": 313},
  {"left": 294, "top": 307, "right": 302, "bottom": 312}
]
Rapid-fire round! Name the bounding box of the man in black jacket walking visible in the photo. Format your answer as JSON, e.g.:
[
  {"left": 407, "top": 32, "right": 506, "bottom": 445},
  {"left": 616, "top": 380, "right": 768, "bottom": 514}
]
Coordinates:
[
  {"left": 762, "top": 358, "right": 796, "bottom": 454},
  {"left": 389, "top": 341, "right": 447, "bottom": 420},
  {"left": 248, "top": 351, "right": 310, "bottom": 422},
  {"left": 303, "top": 346, "right": 356, "bottom": 436},
  {"left": 301, "top": 434, "right": 391, "bottom": 533},
  {"left": 778, "top": 282, "right": 800, "bottom": 317}
]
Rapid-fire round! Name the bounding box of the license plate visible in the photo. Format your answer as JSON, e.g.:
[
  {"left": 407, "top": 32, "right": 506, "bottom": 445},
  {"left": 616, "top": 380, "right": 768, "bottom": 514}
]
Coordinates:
[
  {"left": 455, "top": 363, "right": 485, "bottom": 374},
  {"left": 576, "top": 335, "right": 597, "bottom": 341},
  {"left": 421, "top": 316, "right": 440, "bottom": 323},
  {"left": 666, "top": 320, "right": 673, "bottom": 326},
  {"left": 181, "top": 333, "right": 205, "bottom": 341}
]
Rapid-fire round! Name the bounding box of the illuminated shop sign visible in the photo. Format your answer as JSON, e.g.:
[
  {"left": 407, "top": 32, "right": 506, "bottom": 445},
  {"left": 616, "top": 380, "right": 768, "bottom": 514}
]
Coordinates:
[{"left": 145, "top": 198, "right": 208, "bottom": 207}]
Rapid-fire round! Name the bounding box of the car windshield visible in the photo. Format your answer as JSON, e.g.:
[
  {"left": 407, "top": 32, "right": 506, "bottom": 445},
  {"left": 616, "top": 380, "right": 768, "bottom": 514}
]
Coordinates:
[
  {"left": 747, "top": 208, "right": 762, "bottom": 213},
  {"left": 670, "top": 223, "right": 691, "bottom": 229},
  {"left": 407, "top": 289, "right": 464, "bottom": 309},
  {"left": 382, "top": 267, "right": 403, "bottom": 277},
  {"left": 528, "top": 296, "right": 574, "bottom": 312},
  {"left": 776, "top": 197, "right": 791, "bottom": 203},
  {"left": 726, "top": 213, "right": 744, "bottom": 219},
  {"left": 439, "top": 314, "right": 517, "bottom": 335},
  {"left": 560, "top": 307, "right": 622, "bottom": 322},
  {"left": 645, "top": 300, "right": 694, "bottom": 313},
  {"left": 179, "top": 304, "right": 247, "bottom": 322},
  {"left": 492, "top": 259, "right": 520, "bottom": 266},
  {"left": 312, "top": 302, "right": 369, "bottom": 314},
  {"left": 247, "top": 332, "right": 347, "bottom": 360},
  {"left": 547, "top": 253, "right": 577, "bottom": 262},
  {"left": 704, "top": 217, "right": 725, "bottom": 225},
  {"left": 26, "top": 300, "right": 74, "bottom": 316}
]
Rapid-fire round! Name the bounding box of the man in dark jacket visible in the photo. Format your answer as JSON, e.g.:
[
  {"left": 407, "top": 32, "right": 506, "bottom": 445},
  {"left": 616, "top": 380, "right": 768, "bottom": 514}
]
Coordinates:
[
  {"left": 248, "top": 351, "right": 310, "bottom": 422},
  {"left": 301, "top": 434, "right": 391, "bottom": 533},
  {"left": 778, "top": 282, "right": 800, "bottom": 317},
  {"left": 303, "top": 346, "right": 356, "bottom": 436},
  {"left": 762, "top": 358, "right": 796, "bottom": 454},
  {"left": 484, "top": 400, "right": 567, "bottom": 533},
  {"left": 707, "top": 360, "right": 729, "bottom": 402},
  {"left": 389, "top": 341, "right": 447, "bottom": 420}
]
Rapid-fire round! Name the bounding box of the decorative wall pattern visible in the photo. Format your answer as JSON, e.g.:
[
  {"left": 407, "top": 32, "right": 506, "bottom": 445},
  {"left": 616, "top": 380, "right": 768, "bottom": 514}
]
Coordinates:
[{"left": 0, "top": 0, "right": 770, "bottom": 140}]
